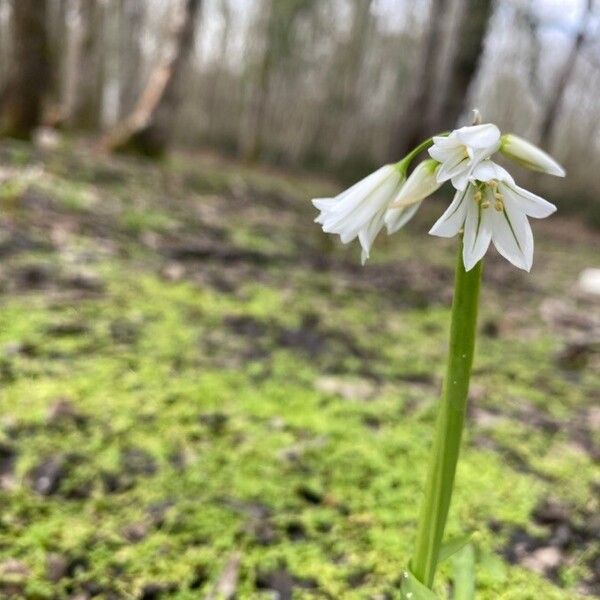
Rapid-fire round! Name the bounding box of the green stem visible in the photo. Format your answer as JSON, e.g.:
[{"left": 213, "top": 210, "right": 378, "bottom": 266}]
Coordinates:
[
  {"left": 411, "top": 239, "right": 482, "bottom": 588},
  {"left": 397, "top": 132, "right": 449, "bottom": 173}
]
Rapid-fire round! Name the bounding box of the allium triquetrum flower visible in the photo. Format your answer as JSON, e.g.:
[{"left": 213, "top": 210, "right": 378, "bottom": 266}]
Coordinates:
[
  {"left": 500, "top": 134, "right": 566, "bottom": 177},
  {"left": 429, "top": 160, "right": 557, "bottom": 272},
  {"left": 385, "top": 159, "right": 442, "bottom": 233},
  {"left": 312, "top": 164, "right": 405, "bottom": 264},
  {"left": 312, "top": 120, "right": 563, "bottom": 271},
  {"left": 429, "top": 123, "right": 501, "bottom": 190}
]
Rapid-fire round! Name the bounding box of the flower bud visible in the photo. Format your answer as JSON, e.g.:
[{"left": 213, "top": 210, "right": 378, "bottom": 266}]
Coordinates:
[
  {"left": 390, "top": 159, "right": 442, "bottom": 208},
  {"left": 500, "top": 134, "right": 565, "bottom": 177}
]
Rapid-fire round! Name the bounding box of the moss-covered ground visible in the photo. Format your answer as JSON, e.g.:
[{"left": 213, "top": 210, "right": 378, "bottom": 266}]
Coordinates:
[{"left": 0, "top": 140, "right": 598, "bottom": 599}]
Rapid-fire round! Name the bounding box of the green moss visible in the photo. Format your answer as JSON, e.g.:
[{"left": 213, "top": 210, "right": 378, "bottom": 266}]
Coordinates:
[{"left": 0, "top": 144, "right": 597, "bottom": 599}]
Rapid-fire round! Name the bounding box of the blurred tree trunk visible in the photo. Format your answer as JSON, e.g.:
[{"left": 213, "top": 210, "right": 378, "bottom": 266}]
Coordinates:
[
  {"left": 430, "top": 0, "right": 493, "bottom": 131},
  {"left": 47, "top": 0, "right": 68, "bottom": 121},
  {"left": 118, "top": 0, "right": 144, "bottom": 118},
  {"left": 341, "top": 0, "right": 373, "bottom": 107},
  {"left": 305, "top": 0, "right": 372, "bottom": 164},
  {"left": 521, "top": 3, "right": 542, "bottom": 99},
  {"left": 207, "top": 0, "right": 232, "bottom": 139},
  {"left": 388, "top": 0, "right": 449, "bottom": 160},
  {"left": 242, "top": 0, "right": 275, "bottom": 162},
  {"left": 104, "top": 0, "right": 202, "bottom": 157},
  {"left": 389, "top": 0, "right": 493, "bottom": 159},
  {"left": 69, "top": 0, "right": 106, "bottom": 130},
  {"left": 0, "top": 0, "right": 50, "bottom": 139},
  {"left": 241, "top": 0, "right": 317, "bottom": 162},
  {"left": 539, "top": 0, "right": 593, "bottom": 147}
]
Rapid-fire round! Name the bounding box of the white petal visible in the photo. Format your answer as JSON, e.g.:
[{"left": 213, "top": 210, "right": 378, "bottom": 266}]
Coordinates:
[
  {"left": 429, "top": 142, "right": 461, "bottom": 162},
  {"left": 385, "top": 201, "right": 421, "bottom": 234},
  {"left": 312, "top": 197, "right": 336, "bottom": 223},
  {"left": 490, "top": 198, "right": 534, "bottom": 271},
  {"left": 462, "top": 195, "right": 492, "bottom": 270},
  {"left": 339, "top": 229, "right": 356, "bottom": 244},
  {"left": 334, "top": 165, "right": 392, "bottom": 205},
  {"left": 501, "top": 182, "right": 557, "bottom": 219},
  {"left": 358, "top": 207, "right": 387, "bottom": 262},
  {"left": 471, "top": 160, "right": 514, "bottom": 184},
  {"left": 318, "top": 165, "right": 392, "bottom": 224},
  {"left": 320, "top": 166, "right": 400, "bottom": 237},
  {"left": 451, "top": 170, "right": 471, "bottom": 191},
  {"left": 436, "top": 154, "right": 470, "bottom": 184},
  {"left": 429, "top": 186, "right": 471, "bottom": 238},
  {"left": 455, "top": 123, "right": 501, "bottom": 150},
  {"left": 312, "top": 197, "right": 334, "bottom": 210},
  {"left": 500, "top": 134, "right": 566, "bottom": 177},
  {"left": 392, "top": 160, "right": 440, "bottom": 208},
  {"left": 361, "top": 247, "right": 369, "bottom": 265},
  {"left": 431, "top": 134, "right": 459, "bottom": 149},
  {"left": 330, "top": 170, "right": 401, "bottom": 239}
]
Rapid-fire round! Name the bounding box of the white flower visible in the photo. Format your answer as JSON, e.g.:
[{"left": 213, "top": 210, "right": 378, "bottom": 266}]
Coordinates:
[
  {"left": 388, "top": 159, "right": 442, "bottom": 209},
  {"left": 312, "top": 122, "right": 562, "bottom": 270},
  {"left": 500, "top": 134, "right": 566, "bottom": 177},
  {"left": 429, "top": 160, "right": 556, "bottom": 272},
  {"left": 312, "top": 164, "right": 405, "bottom": 264},
  {"left": 385, "top": 200, "right": 422, "bottom": 235},
  {"left": 385, "top": 159, "right": 441, "bottom": 234},
  {"left": 429, "top": 123, "right": 501, "bottom": 191}
]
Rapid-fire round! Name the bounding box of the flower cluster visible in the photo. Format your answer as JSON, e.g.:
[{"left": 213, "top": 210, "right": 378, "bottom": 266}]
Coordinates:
[{"left": 312, "top": 123, "right": 565, "bottom": 271}]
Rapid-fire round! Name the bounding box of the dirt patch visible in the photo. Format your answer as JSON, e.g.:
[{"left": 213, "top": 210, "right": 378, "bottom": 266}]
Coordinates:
[
  {"left": 204, "top": 313, "right": 375, "bottom": 370},
  {"left": 255, "top": 567, "right": 320, "bottom": 599},
  {"left": 500, "top": 498, "right": 600, "bottom": 595}
]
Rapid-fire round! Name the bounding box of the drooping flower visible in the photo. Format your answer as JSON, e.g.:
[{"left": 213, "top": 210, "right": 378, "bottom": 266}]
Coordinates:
[
  {"left": 385, "top": 159, "right": 442, "bottom": 234},
  {"left": 312, "top": 164, "right": 405, "bottom": 264},
  {"left": 312, "top": 120, "right": 563, "bottom": 272},
  {"left": 500, "top": 134, "right": 566, "bottom": 177},
  {"left": 429, "top": 160, "right": 557, "bottom": 271},
  {"left": 388, "top": 159, "right": 442, "bottom": 210},
  {"left": 429, "top": 123, "right": 501, "bottom": 191}
]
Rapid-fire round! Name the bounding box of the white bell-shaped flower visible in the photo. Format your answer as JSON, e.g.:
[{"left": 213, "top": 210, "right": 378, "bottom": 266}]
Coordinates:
[
  {"left": 385, "top": 159, "right": 442, "bottom": 234},
  {"left": 312, "top": 165, "right": 405, "bottom": 264},
  {"left": 429, "top": 123, "right": 501, "bottom": 191},
  {"left": 429, "top": 161, "right": 557, "bottom": 272}
]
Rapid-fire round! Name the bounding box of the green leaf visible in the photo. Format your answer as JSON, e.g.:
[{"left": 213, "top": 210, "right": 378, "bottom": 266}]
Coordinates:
[
  {"left": 438, "top": 533, "right": 475, "bottom": 564},
  {"left": 452, "top": 544, "right": 476, "bottom": 600},
  {"left": 400, "top": 569, "right": 440, "bottom": 600}
]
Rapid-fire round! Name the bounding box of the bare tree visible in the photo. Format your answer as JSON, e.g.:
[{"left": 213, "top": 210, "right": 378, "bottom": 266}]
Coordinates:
[
  {"left": 118, "top": 0, "right": 145, "bottom": 118},
  {"left": 539, "top": 0, "right": 593, "bottom": 147},
  {"left": 241, "top": 0, "right": 316, "bottom": 161},
  {"left": 432, "top": 0, "right": 493, "bottom": 130},
  {"left": 304, "top": 0, "right": 373, "bottom": 164},
  {"left": 207, "top": 0, "right": 233, "bottom": 139},
  {"left": 388, "top": 0, "right": 449, "bottom": 159},
  {"left": 241, "top": 0, "right": 276, "bottom": 162},
  {"left": 0, "top": 0, "right": 50, "bottom": 139},
  {"left": 104, "top": 0, "right": 202, "bottom": 157},
  {"left": 68, "top": 0, "right": 106, "bottom": 130},
  {"left": 388, "top": 0, "right": 493, "bottom": 159},
  {"left": 520, "top": 1, "right": 543, "bottom": 98},
  {"left": 47, "top": 0, "right": 68, "bottom": 115}
]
